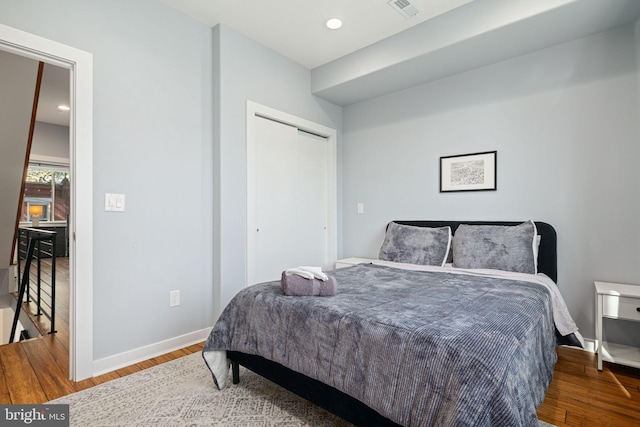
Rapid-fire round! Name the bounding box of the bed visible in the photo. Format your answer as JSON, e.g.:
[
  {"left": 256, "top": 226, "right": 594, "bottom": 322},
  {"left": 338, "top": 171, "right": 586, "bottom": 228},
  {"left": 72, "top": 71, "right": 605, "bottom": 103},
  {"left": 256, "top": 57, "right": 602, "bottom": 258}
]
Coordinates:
[{"left": 202, "top": 220, "right": 581, "bottom": 427}]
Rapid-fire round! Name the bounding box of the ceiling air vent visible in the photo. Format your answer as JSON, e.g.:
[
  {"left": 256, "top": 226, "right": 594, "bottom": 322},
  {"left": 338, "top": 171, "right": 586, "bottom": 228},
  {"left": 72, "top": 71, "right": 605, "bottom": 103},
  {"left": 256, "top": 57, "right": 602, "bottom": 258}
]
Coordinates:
[{"left": 388, "top": 0, "right": 421, "bottom": 19}]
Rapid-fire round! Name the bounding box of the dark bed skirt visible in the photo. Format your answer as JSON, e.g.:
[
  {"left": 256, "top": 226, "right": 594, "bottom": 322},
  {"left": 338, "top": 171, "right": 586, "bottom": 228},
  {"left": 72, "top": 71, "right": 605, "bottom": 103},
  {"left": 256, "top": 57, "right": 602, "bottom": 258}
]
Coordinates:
[{"left": 227, "top": 351, "right": 402, "bottom": 427}]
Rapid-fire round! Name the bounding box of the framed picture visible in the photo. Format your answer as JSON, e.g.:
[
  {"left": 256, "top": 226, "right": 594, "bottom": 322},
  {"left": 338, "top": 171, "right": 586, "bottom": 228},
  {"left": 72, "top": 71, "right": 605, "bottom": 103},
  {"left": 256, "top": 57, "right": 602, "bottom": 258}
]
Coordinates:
[{"left": 440, "top": 151, "right": 497, "bottom": 192}]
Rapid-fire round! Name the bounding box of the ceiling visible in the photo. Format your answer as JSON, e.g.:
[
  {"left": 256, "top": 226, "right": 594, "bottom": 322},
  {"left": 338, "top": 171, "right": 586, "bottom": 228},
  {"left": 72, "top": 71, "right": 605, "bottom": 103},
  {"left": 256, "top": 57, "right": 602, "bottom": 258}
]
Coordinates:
[
  {"left": 37, "top": 64, "right": 70, "bottom": 127},
  {"left": 161, "top": 0, "right": 640, "bottom": 106},
  {"left": 159, "top": 0, "right": 474, "bottom": 69},
  {"left": 33, "top": 0, "right": 640, "bottom": 121},
  {"left": 37, "top": 0, "right": 474, "bottom": 122}
]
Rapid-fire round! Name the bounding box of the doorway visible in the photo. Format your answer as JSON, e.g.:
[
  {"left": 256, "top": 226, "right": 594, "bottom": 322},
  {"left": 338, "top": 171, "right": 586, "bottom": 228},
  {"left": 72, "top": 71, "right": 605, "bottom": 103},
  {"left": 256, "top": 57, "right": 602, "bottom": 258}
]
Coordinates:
[{"left": 0, "top": 24, "right": 94, "bottom": 380}]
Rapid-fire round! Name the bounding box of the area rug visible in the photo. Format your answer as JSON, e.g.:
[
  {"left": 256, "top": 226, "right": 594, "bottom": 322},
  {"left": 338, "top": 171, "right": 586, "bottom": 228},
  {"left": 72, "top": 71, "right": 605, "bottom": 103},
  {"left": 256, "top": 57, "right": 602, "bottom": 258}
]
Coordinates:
[{"left": 49, "top": 352, "right": 557, "bottom": 426}]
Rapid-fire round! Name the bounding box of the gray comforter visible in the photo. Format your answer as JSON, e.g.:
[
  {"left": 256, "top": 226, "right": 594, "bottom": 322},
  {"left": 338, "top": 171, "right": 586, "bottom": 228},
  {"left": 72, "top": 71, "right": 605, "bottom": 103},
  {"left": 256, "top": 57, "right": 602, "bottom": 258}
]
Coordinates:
[{"left": 203, "top": 264, "right": 558, "bottom": 427}]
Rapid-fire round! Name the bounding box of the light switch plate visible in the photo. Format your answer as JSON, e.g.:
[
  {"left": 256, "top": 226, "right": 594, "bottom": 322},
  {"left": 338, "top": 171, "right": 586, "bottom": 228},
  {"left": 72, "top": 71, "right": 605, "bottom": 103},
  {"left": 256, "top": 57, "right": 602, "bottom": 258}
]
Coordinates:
[{"left": 105, "top": 193, "right": 125, "bottom": 212}]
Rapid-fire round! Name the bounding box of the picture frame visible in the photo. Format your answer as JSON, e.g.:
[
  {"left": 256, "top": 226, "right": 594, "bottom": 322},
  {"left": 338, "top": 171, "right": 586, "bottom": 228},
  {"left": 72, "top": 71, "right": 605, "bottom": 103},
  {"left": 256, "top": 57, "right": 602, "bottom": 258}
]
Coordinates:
[{"left": 440, "top": 151, "right": 497, "bottom": 192}]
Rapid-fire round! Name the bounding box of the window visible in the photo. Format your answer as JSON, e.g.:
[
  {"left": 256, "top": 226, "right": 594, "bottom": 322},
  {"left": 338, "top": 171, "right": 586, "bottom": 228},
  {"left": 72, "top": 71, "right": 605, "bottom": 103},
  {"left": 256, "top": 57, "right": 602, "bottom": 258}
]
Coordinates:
[{"left": 21, "top": 164, "right": 70, "bottom": 223}]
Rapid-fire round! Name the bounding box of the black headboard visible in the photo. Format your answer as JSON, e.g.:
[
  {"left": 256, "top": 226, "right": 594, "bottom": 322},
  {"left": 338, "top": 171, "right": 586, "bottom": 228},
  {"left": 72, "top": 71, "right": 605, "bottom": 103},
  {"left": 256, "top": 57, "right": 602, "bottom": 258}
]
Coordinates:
[{"left": 392, "top": 221, "right": 558, "bottom": 284}]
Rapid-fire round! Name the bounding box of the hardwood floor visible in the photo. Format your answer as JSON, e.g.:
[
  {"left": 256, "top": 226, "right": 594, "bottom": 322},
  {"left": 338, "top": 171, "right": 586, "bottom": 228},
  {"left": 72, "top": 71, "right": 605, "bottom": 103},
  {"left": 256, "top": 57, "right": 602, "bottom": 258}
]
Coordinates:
[
  {"left": 0, "top": 337, "right": 204, "bottom": 404},
  {"left": 1, "top": 256, "right": 204, "bottom": 404},
  {"left": 2, "top": 259, "right": 639, "bottom": 425},
  {"left": 1, "top": 340, "right": 638, "bottom": 427},
  {"left": 537, "top": 346, "right": 640, "bottom": 427}
]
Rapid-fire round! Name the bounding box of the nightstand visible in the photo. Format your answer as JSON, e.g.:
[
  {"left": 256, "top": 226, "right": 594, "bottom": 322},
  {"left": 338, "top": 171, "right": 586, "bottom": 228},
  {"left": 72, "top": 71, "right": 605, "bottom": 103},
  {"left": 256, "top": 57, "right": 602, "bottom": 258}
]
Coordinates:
[
  {"left": 594, "top": 281, "right": 640, "bottom": 371},
  {"left": 334, "top": 257, "right": 375, "bottom": 269}
]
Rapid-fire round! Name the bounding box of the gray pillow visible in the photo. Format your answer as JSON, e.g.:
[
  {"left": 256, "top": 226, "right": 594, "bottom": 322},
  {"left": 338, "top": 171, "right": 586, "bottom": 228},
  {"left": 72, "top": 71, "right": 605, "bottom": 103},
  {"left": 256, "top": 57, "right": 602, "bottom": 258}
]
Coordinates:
[
  {"left": 452, "top": 221, "right": 537, "bottom": 274},
  {"left": 378, "top": 223, "right": 451, "bottom": 266}
]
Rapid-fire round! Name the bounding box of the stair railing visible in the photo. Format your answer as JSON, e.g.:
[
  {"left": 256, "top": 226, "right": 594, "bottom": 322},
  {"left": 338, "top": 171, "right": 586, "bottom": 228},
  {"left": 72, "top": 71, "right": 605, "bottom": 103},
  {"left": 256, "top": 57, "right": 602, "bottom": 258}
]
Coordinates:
[{"left": 9, "top": 228, "right": 57, "bottom": 343}]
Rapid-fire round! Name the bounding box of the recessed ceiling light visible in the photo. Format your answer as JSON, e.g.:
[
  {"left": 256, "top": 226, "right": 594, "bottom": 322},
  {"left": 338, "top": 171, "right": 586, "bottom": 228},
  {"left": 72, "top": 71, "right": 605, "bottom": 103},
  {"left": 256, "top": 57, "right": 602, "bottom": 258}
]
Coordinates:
[
  {"left": 326, "top": 18, "right": 343, "bottom": 30},
  {"left": 57, "top": 105, "right": 70, "bottom": 112}
]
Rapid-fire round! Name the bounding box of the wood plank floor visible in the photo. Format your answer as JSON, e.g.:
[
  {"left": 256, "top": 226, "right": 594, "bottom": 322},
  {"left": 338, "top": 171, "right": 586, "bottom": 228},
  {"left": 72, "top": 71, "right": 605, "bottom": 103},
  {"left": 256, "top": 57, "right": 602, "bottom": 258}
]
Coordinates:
[
  {"left": 2, "top": 259, "right": 639, "bottom": 425},
  {"left": 537, "top": 346, "right": 640, "bottom": 427},
  {"left": 1, "top": 256, "right": 205, "bottom": 404},
  {"left": 1, "top": 340, "right": 638, "bottom": 427},
  {"left": 0, "top": 337, "right": 204, "bottom": 403}
]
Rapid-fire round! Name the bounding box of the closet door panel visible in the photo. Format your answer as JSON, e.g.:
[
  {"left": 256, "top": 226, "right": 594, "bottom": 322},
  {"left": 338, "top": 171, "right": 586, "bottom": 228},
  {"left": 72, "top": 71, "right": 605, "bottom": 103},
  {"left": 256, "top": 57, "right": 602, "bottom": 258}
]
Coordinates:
[{"left": 251, "top": 117, "right": 329, "bottom": 285}]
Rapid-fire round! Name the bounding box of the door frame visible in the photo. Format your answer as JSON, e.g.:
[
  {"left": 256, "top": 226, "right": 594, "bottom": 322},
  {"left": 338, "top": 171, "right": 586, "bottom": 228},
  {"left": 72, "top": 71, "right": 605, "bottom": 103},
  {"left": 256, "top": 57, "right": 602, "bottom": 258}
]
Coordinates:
[
  {"left": 0, "top": 24, "right": 94, "bottom": 380},
  {"left": 246, "top": 100, "right": 337, "bottom": 287}
]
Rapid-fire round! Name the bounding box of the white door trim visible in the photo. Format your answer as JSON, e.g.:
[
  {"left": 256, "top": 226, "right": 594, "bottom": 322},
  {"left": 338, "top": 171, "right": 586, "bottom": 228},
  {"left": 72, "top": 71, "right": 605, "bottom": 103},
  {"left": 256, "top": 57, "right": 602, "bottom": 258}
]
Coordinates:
[
  {"left": 246, "top": 100, "right": 337, "bottom": 287},
  {"left": 0, "top": 24, "right": 94, "bottom": 380}
]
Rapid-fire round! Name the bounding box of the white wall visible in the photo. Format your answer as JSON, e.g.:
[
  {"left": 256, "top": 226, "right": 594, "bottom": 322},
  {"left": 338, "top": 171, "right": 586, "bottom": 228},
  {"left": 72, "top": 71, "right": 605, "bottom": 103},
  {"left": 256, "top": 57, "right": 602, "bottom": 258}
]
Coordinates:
[
  {"left": 0, "top": 50, "right": 38, "bottom": 275},
  {"left": 0, "top": 0, "right": 214, "bottom": 360},
  {"left": 213, "top": 25, "right": 342, "bottom": 318},
  {"left": 31, "top": 122, "right": 69, "bottom": 163},
  {"left": 342, "top": 24, "right": 640, "bottom": 345}
]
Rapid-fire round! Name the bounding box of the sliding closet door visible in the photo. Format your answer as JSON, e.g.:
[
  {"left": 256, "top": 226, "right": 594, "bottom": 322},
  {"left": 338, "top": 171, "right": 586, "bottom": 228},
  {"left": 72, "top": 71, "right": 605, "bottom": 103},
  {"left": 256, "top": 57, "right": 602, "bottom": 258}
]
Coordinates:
[{"left": 250, "top": 115, "right": 329, "bottom": 285}]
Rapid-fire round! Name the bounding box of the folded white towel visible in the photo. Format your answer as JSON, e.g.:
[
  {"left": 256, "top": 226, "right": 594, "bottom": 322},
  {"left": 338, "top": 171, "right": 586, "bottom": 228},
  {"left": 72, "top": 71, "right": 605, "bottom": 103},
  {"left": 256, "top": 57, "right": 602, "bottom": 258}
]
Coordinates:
[
  {"left": 285, "top": 266, "right": 328, "bottom": 281},
  {"left": 299, "top": 266, "right": 329, "bottom": 281},
  {"left": 285, "top": 268, "right": 315, "bottom": 280}
]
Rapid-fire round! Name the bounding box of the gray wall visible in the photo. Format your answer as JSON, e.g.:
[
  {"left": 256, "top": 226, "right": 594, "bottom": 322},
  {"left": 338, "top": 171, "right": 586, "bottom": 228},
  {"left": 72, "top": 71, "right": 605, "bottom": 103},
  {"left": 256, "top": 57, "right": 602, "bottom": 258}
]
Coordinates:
[
  {"left": 213, "top": 24, "right": 342, "bottom": 318},
  {"left": 342, "top": 23, "right": 640, "bottom": 344},
  {"left": 0, "top": 0, "right": 214, "bottom": 359}
]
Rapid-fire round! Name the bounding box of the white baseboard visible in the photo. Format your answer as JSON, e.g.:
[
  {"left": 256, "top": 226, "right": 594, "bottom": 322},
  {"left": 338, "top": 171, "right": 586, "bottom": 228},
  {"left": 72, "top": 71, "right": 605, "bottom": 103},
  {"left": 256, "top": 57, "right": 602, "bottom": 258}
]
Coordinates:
[
  {"left": 85, "top": 327, "right": 596, "bottom": 377},
  {"left": 563, "top": 337, "right": 596, "bottom": 353},
  {"left": 580, "top": 337, "right": 596, "bottom": 353},
  {"left": 92, "top": 327, "right": 212, "bottom": 377},
  {"left": 88, "top": 330, "right": 600, "bottom": 377}
]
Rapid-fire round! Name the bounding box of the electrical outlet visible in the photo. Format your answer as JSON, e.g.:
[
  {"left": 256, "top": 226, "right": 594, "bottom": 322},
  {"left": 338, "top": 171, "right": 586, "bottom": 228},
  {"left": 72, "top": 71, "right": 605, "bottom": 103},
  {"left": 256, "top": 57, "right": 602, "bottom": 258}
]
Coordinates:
[{"left": 169, "top": 290, "right": 180, "bottom": 307}]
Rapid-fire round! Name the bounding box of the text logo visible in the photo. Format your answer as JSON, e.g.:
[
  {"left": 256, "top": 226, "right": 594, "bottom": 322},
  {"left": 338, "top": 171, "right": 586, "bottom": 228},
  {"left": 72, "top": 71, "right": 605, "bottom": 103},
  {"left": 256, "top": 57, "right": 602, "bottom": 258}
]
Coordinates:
[{"left": 1, "top": 405, "right": 69, "bottom": 426}]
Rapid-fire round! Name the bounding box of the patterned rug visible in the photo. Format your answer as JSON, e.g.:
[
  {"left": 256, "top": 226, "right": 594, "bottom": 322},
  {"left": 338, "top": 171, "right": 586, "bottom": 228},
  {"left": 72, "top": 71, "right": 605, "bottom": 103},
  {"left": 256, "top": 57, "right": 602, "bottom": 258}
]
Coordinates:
[{"left": 49, "top": 352, "right": 557, "bottom": 426}]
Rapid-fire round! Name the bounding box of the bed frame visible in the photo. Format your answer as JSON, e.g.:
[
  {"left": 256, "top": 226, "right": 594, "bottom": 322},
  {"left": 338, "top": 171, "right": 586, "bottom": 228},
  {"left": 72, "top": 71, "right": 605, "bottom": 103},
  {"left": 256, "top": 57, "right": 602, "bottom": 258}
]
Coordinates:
[{"left": 229, "top": 220, "right": 558, "bottom": 426}]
